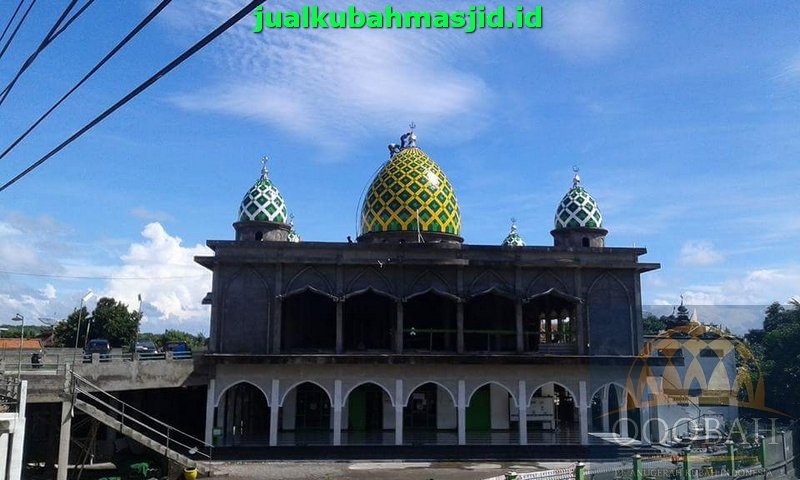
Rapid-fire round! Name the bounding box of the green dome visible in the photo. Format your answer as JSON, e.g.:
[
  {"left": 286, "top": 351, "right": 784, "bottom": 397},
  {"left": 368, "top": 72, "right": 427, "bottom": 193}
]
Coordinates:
[
  {"left": 501, "top": 219, "right": 525, "bottom": 247},
  {"left": 554, "top": 172, "right": 603, "bottom": 230},
  {"left": 287, "top": 229, "right": 301, "bottom": 243},
  {"left": 360, "top": 133, "right": 461, "bottom": 237},
  {"left": 238, "top": 160, "right": 288, "bottom": 224}
]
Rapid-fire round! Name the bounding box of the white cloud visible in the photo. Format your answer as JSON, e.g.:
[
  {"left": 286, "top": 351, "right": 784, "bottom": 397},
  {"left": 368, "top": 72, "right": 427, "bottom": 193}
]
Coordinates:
[
  {"left": 130, "top": 207, "right": 175, "bottom": 223},
  {"left": 537, "top": 0, "right": 632, "bottom": 60},
  {"left": 40, "top": 284, "right": 57, "bottom": 300},
  {"left": 164, "top": 0, "right": 490, "bottom": 150},
  {"left": 103, "top": 223, "right": 212, "bottom": 329},
  {"left": 678, "top": 240, "right": 724, "bottom": 267}
]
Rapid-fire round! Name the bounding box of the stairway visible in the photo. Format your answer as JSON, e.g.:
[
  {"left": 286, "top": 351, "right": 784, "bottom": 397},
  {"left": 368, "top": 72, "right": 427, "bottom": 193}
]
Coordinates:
[{"left": 69, "top": 372, "right": 213, "bottom": 475}]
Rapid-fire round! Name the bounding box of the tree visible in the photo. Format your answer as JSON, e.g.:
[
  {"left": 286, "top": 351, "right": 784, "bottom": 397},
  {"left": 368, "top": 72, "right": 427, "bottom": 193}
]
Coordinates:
[
  {"left": 642, "top": 313, "right": 667, "bottom": 335},
  {"left": 52, "top": 307, "right": 90, "bottom": 347},
  {"left": 90, "top": 297, "right": 141, "bottom": 348}
]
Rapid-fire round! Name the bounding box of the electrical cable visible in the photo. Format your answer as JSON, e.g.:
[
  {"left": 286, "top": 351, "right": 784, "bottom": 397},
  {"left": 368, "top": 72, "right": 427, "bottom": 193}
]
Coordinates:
[
  {"left": 0, "top": 0, "right": 172, "bottom": 163},
  {"left": 0, "top": 0, "right": 78, "bottom": 106},
  {"left": 0, "top": 0, "right": 25, "bottom": 46},
  {"left": 0, "top": 0, "right": 265, "bottom": 193},
  {"left": 0, "top": 0, "right": 37, "bottom": 63}
]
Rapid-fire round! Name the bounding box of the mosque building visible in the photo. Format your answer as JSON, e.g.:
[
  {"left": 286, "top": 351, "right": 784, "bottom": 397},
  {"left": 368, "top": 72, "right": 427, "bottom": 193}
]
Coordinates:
[{"left": 195, "top": 127, "right": 662, "bottom": 450}]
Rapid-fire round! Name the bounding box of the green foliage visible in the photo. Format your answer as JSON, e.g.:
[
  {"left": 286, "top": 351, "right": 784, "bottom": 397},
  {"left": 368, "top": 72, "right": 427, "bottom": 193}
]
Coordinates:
[
  {"left": 642, "top": 312, "right": 668, "bottom": 335},
  {"left": 52, "top": 298, "right": 140, "bottom": 349},
  {"left": 0, "top": 324, "right": 45, "bottom": 339}
]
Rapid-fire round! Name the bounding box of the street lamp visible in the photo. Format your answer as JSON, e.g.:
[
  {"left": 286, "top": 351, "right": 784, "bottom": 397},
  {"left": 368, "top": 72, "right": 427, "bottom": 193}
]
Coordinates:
[
  {"left": 11, "top": 313, "right": 24, "bottom": 380},
  {"left": 73, "top": 290, "right": 94, "bottom": 364}
]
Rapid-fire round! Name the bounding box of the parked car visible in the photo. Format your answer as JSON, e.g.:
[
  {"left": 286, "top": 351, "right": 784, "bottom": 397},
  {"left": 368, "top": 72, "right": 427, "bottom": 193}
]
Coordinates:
[
  {"left": 163, "top": 341, "right": 192, "bottom": 359},
  {"left": 83, "top": 339, "right": 111, "bottom": 362},
  {"left": 134, "top": 339, "right": 160, "bottom": 354}
]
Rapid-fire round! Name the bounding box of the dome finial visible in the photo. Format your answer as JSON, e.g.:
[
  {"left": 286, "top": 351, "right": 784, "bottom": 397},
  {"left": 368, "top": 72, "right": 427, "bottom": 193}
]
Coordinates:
[
  {"left": 510, "top": 217, "right": 518, "bottom": 231},
  {"left": 260, "top": 155, "right": 269, "bottom": 177},
  {"left": 572, "top": 165, "right": 580, "bottom": 188},
  {"left": 502, "top": 217, "right": 525, "bottom": 247}
]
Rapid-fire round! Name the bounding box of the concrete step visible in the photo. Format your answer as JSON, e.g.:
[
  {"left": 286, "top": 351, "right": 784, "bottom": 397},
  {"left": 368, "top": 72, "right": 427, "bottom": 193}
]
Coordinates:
[{"left": 74, "top": 399, "right": 213, "bottom": 475}]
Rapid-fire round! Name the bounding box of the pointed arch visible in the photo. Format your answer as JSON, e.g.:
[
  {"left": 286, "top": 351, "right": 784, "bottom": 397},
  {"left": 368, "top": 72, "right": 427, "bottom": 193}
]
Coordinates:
[
  {"left": 282, "top": 284, "right": 338, "bottom": 301},
  {"left": 587, "top": 271, "right": 631, "bottom": 304},
  {"left": 528, "top": 381, "right": 578, "bottom": 406},
  {"left": 283, "top": 266, "right": 335, "bottom": 298},
  {"left": 404, "top": 287, "right": 461, "bottom": 303},
  {"left": 343, "top": 381, "right": 395, "bottom": 407},
  {"left": 344, "top": 266, "right": 396, "bottom": 298},
  {"left": 222, "top": 267, "right": 271, "bottom": 353},
  {"left": 466, "top": 381, "right": 517, "bottom": 408},
  {"left": 405, "top": 269, "right": 455, "bottom": 299},
  {"left": 215, "top": 380, "right": 270, "bottom": 407},
  {"left": 404, "top": 380, "right": 457, "bottom": 407},
  {"left": 280, "top": 380, "right": 333, "bottom": 407},
  {"left": 525, "top": 270, "right": 569, "bottom": 297},
  {"left": 586, "top": 271, "right": 633, "bottom": 355},
  {"left": 467, "top": 269, "right": 514, "bottom": 298},
  {"left": 342, "top": 286, "right": 399, "bottom": 301}
]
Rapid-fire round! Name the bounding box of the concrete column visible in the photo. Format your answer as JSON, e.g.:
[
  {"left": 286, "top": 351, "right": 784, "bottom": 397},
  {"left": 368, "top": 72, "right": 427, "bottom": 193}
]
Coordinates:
[
  {"left": 640, "top": 399, "right": 651, "bottom": 446},
  {"left": 204, "top": 379, "right": 216, "bottom": 444},
  {"left": 601, "top": 385, "right": 610, "bottom": 433},
  {"left": 0, "top": 432, "right": 9, "bottom": 480},
  {"left": 333, "top": 380, "right": 342, "bottom": 446},
  {"left": 456, "top": 302, "right": 464, "bottom": 353},
  {"left": 57, "top": 398, "right": 72, "bottom": 480},
  {"left": 515, "top": 300, "right": 524, "bottom": 353},
  {"left": 8, "top": 381, "right": 27, "bottom": 480},
  {"left": 579, "top": 381, "right": 589, "bottom": 445},
  {"left": 269, "top": 379, "right": 280, "bottom": 446},
  {"left": 618, "top": 392, "right": 629, "bottom": 437},
  {"left": 395, "top": 301, "right": 404, "bottom": 353},
  {"left": 518, "top": 380, "right": 528, "bottom": 445},
  {"left": 394, "top": 380, "right": 403, "bottom": 446},
  {"left": 457, "top": 380, "right": 466, "bottom": 445},
  {"left": 335, "top": 300, "right": 344, "bottom": 353}
]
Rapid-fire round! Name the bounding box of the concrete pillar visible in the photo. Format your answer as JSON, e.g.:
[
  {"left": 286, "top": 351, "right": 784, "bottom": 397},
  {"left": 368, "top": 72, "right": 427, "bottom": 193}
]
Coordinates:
[
  {"left": 579, "top": 381, "right": 589, "bottom": 445},
  {"left": 394, "top": 380, "right": 403, "bottom": 446},
  {"left": 515, "top": 300, "right": 524, "bottom": 353},
  {"left": 335, "top": 300, "right": 343, "bottom": 353},
  {"left": 57, "top": 398, "right": 72, "bottom": 480},
  {"left": 618, "top": 392, "right": 629, "bottom": 437},
  {"left": 457, "top": 380, "right": 466, "bottom": 445},
  {"left": 0, "top": 432, "right": 9, "bottom": 480},
  {"left": 204, "top": 378, "right": 216, "bottom": 444},
  {"left": 269, "top": 379, "right": 280, "bottom": 447},
  {"left": 395, "top": 301, "right": 404, "bottom": 353},
  {"left": 601, "top": 385, "right": 610, "bottom": 433},
  {"left": 456, "top": 302, "right": 464, "bottom": 353},
  {"left": 8, "top": 381, "right": 27, "bottom": 480},
  {"left": 333, "top": 380, "right": 342, "bottom": 446},
  {"left": 518, "top": 380, "right": 528, "bottom": 445},
  {"left": 640, "top": 398, "right": 651, "bottom": 446}
]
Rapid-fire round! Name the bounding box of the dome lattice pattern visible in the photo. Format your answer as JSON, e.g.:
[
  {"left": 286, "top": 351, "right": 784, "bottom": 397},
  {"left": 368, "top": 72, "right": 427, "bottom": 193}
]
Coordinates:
[
  {"left": 238, "top": 167, "right": 288, "bottom": 224},
  {"left": 287, "top": 228, "right": 301, "bottom": 243},
  {"left": 360, "top": 147, "right": 461, "bottom": 236},
  {"left": 501, "top": 221, "right": 525, "bottom": 247},
  {"left": 554, "top": 184, "right": 603, "bottom": 230}
]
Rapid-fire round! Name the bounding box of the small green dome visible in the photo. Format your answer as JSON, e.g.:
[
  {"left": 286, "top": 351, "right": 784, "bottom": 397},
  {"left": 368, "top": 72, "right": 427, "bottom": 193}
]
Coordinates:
[
  {"left": 360, "top": 131, "right": 461, "bottom": 237},
  {"left": 501, "top": 219, "right": 525, "bottom": 247},
  {"left": 238, "top": 159, "right": 288, "bottom": 224},
  {"left": 554, "top": 172, "right": 603, "bottom": 230},
  {"left": 287, "top": 229, "right": 301, "bottom": 243}
]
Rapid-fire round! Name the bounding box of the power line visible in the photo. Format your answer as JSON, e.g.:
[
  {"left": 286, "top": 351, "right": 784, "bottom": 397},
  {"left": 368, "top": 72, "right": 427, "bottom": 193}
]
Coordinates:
[
  {"left": 0, "top": 0, "right": 265, "bottom": 193},
  {"left": 0, "top": 0, "right": 25, "bottom": 46},
  {"left": 0, "top": 0, "right": 172, "bottom": 163},
  {"left": 49, "top": 0, "right": 95, "bottom": 42},
  {"left": 0, "top": 269, "right": 208, "bottom": 280},
  {"left": 0, "top": 0, "right": 37, "bottom": 63},
  {"left": 0, "top": 0, "right": 80, "bottom": 107}
]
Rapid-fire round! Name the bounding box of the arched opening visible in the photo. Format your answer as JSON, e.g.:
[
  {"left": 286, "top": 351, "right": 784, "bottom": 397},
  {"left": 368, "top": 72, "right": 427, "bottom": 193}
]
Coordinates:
[
  {"left": 343, "top": 291, "right": 395, "bottom": 351},
  {"left": 403, "top": 291, "right": 457, "bottom": 352},
  {"left": 523, "top": 293, "right": 578, "bottom": 353},
  {"left": 404, "top": 383, "right": 457, "bottom": 445},
  {"left": 282, "top": 290, "right": 336, "bottom": 352},
  {"left": 590, "top": 384, "right": 624, "bottom": 434},
  {"left": 529, "top": 383, "right": 578, "bottom": 444},
  {"left": 280, "top": 382, "right": 332, "bottom": 445},
  {"left": 582, "top": 237, "right": 589, "bottom": 247},
  {"left": 466, "top": 383, "right": 517, "bottom": 445},
  {"left": 464, "top": 292, "right": 516, "bottom": 352},
  {"left": 255, "top": 231, "right": 264, "bottom": 241},
  {"left": 343, "top": 383, "right": 393, "bottom": 445},
  {"left": 215, "top": 382, "right": 269, "bottom": 446}
]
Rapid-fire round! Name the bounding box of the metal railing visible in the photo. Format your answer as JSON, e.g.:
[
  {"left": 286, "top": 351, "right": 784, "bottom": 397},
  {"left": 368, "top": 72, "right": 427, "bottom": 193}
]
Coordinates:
[
  {"left": 0, "top": 349, "right": 197, "bottom": 375},
  {"left": 71, "top": 371, "right": 213, "bottom": 461},
  {"left": 0, "top": 374, "right": 19, "bottom": 412}
]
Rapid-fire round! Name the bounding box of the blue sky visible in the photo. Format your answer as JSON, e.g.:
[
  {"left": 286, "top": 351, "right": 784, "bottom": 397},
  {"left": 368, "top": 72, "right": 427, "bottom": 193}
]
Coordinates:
[{"left": 1, "top": 1, "right": 798, "bottom": 334}]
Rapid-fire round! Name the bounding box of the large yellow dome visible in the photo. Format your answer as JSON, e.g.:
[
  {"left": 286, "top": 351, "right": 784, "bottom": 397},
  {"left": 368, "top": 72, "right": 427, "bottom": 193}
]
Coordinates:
[{"left": 359, "top": 145, "right": 461, "bottom": 239}]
